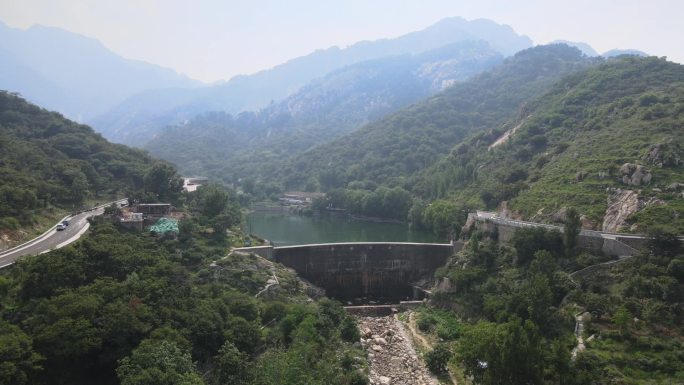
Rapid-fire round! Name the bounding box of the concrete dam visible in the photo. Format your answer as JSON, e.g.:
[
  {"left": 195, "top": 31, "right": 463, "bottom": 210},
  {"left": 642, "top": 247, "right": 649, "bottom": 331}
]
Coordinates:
[{"left": 236, "top": 242, "right": 458, "bottom": 301}]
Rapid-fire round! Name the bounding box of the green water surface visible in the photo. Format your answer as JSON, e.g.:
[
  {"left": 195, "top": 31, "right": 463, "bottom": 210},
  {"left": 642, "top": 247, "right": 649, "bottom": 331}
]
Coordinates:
[{"left": 246, "top": 211, "right": 442, "bottom": 246}]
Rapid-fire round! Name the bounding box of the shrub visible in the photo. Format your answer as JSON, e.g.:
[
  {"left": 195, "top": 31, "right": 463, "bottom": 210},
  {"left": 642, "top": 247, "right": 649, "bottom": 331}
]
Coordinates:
[{"left": 425, "top": 343, "right": 451, "bottom": 374}]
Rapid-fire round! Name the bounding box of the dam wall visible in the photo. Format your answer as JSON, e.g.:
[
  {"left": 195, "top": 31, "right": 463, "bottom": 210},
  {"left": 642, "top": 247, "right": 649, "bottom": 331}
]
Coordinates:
[{"left": 235, "top": 242, "right": 456, "bottom": 301}]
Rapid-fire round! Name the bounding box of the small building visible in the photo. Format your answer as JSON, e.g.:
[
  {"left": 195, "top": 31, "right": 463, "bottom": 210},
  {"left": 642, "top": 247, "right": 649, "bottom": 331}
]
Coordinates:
[
  {"left": 135, "top": 203, "right": 172, "bottom": 217},
  {"left": 183, "top": 177, "right": 208, "bottom": 192},
  {"left": 120, "top": 212, "right": 144, "bottom": 231},
  {"left": 279, "top": 191, "right": 325, "bottom": 206}
]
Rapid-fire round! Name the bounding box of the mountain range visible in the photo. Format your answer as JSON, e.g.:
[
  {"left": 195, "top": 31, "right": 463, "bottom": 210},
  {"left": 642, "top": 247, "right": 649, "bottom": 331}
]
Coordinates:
[
  {"left": 89, "top": 17, "right": 533, "bottom": 144},
  {"left": 277, "top": 48, "right": 684, "bottom": 233},
  {"left": 143, "top": 40, "right": 504, "bottom": 176},
  {"left": 0, "top": 21, "right": 201, "bottom": 121}
]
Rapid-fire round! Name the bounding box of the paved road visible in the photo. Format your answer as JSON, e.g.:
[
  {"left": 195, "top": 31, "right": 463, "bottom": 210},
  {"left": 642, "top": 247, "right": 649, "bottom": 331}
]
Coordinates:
[{"left": 0, "top": 199, "right": 127, "bottom": 268}]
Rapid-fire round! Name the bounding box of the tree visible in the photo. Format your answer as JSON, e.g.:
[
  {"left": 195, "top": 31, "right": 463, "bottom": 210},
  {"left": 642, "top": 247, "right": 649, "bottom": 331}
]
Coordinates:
[
  {"left": 196, "top": 185, "right": 229, "bottom": 218},
  {"left": 612, "top": 305, "right": 631, "bottom": 335},
  {"left": 104, "top": 202, "right": 122, "bottom": 217},
  {"left": 143, "top": 163, "right": 183, "bottom": 202},
  {"left": 647, "top": 226, "right": 682, "bottom": 257},
  {"left": 458, "top": 318, "right": 543, "bottom": 385},
  {"left": 425, "top": 343, "right": 451, "bottom": 374},
  {"left": 0, "top": 320, "right": 43, "bottom": 385},
  {"left": 116, "top": 339, "right": 204, "bottom": 385},
  {"left": 423, "top": 200, "right": 466, "bottom": 239},
  {"left": 563, "top": 207, "right": 581, "bottom": 255},
  {"left": 512, "top": 227, "right": 563, "bottom": 265},
  {"left": 209, "top": 341, "right": 250, "bottom": 385},
  {"left": 340, "top": 316, "right": 360, "bottom": 343}
]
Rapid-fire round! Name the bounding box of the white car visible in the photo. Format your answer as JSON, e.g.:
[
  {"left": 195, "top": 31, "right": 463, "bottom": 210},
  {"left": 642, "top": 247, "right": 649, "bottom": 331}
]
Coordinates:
[{"left": 56, "top": 224, "right": 66, "bottom": 231}]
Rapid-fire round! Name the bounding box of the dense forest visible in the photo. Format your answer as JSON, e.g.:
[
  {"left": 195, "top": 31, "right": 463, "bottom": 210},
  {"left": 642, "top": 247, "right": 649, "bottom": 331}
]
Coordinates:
[
  {"left": 0, "top": 91, "right": 165, "bottom": 234},
  {"left": 0, "top": 95, "right": 365, "bottom": 385},
  {"left": 413, "top": 221, "right": 683, "bottom": 384},
  {"left": 274, "top": 44, "right": 594, "bottom": 191},
  {"left": 0, "top": 181, "right": 366, "bottom": 385}
]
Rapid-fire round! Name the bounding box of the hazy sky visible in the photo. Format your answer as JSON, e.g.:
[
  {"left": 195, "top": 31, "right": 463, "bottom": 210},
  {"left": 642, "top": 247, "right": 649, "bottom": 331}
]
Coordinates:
[{"left": 1, "top": 0, "right": 681, "bottom": 83}]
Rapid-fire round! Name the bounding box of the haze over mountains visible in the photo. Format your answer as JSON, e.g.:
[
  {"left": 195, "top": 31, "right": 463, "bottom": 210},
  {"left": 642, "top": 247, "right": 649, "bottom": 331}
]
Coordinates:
[
  {"left": 144, "top": 40, "right": 504, "bottom": 171},
  {"left": 0, "top": 21, "right": 201, "bottom": 121},
  {"left": 90, "top": 16, "right": 533, "bottom": 144},
  {"left": 0, "top": 15, "right": 651, "bottom": 149}
]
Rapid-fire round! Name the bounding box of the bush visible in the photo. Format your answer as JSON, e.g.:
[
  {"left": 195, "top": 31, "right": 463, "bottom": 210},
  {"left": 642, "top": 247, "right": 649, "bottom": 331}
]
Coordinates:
[
  {"left": 425, "top": 343, "right": 451, "bottom": 374},
  {"left": 340, "top": 316, "right": 360, "bottom": 342},
  {"left": 417, "top": 314, "right": 437, "bottom": 333}
]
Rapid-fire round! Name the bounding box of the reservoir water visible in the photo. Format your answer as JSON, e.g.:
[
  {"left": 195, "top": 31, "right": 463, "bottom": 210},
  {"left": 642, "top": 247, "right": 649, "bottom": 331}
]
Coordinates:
[{"left": 247, "top": 211, "right": 441, "bottom": 246}]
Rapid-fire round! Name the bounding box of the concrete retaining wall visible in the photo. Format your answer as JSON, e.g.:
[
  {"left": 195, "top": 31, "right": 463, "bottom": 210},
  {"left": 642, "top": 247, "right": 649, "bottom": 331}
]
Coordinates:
[
  {"left": 470, "top": 213, "right": 651, "bottom": 257},
  {"left": 233, "top": 245, "right": 274, "bottom": 260},
  {"left": 602, "top": 238, "right": 639, "bottom": 257}
]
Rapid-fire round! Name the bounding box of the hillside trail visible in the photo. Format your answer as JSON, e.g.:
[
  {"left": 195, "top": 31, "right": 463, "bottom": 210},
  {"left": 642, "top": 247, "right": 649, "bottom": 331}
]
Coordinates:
[{"left": 405, "top": 312, "right": 459, "bottom": 385}]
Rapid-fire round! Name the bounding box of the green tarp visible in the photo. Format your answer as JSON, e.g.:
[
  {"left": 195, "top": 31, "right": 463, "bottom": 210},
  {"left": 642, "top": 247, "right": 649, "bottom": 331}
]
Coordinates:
[{"left": 149, "top": 217, "right": 179, "bottom": 234}]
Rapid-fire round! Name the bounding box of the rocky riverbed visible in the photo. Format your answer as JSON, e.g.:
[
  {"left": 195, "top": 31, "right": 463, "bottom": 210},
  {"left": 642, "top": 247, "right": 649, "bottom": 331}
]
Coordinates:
[{"left": 358, "top": 315, "right": 438, "bottom": 385}]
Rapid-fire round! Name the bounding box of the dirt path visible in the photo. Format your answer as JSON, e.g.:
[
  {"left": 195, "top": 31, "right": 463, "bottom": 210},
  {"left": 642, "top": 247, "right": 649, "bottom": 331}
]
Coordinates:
[
  {"left": 406, "top": 313, "right": 432, "bottom": 351},
  {"left": 406, "top": 312, "right": 459, "bottom": 385}
]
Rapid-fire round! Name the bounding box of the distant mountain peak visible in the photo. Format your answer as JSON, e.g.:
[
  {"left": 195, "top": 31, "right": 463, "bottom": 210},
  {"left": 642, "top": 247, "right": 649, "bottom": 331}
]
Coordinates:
[
  {"left": 602, "top": 48, "right": 648, "bottom": 58},
  {"left": 0, "top": 22, "right": 202, "bottom": 121},
  {"left": 550, "top": 40, "right": 598, "bottom": 56},
  {"left": 91, "top": 17, "right": 533, "bottom": 144}
]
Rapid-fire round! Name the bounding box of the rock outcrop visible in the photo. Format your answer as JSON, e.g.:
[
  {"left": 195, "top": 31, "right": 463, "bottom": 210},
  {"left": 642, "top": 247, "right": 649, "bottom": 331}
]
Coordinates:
[
  {"left": 603, "top": 188, "right": 663, "bottom": 232},
  {"left": 619, "top": 163, "right": 652, "bottom": 186},
  {"left": 603, "top": 189, "right": 639, "bottom": 232},
  {"left": 642, "top": 142, "right": 682, "bottom": 167}
]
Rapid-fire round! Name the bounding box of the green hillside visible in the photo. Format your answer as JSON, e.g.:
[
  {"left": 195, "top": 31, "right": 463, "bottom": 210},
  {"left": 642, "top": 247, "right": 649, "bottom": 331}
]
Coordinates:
[
  {"left": 415, "top": 225, "right": 684, "bottom": 385},
  {"left": 0, "top": 91, "right": 168, "bottom": 237},
  {"left": 276, "top": 45, "right": 594, "bottom": 191},
  {"left": 277, "top": 50, "right": 683, "bottom": 235},
  {"left": 144, "top": 41, "right": 503, "bottom": 181},
  {"left": 420, "top": 56, "right": 684, "bottom": 233}
]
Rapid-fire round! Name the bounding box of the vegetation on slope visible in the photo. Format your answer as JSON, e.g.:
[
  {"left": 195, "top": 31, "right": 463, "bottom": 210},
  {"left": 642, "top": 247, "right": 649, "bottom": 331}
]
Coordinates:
[
  {"left": 416, "top": 226, "right": 683, "bottom": 385},
  {"left": 0, "top": 184, "right": 366, "bottom": 385},
  {"left": 416, "top": 55, "right": 684, "bottom": 232},
  {"left": 281, "top": 53, "right": 683, "bottom": 236},
  {"left": 276, "top": 44, "right": 593, "bottom": 191},
  {"left": 144, "top": 41, "right": 503, "bottom": 181},
  {"left": 0, "top": 91, "right": 178, "bottom": 237}
]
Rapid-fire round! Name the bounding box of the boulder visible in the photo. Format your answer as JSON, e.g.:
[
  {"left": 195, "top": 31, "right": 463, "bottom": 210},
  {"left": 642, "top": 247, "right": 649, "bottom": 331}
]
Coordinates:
[
  {"left": 642, "top": 142, "right": 682, "bottom": 167},
  {"left": 619, "top": 163, "right": 652, "bottom": 186},
  {"left": 575, "top": 170, "right": 588, "bottom": 181}
]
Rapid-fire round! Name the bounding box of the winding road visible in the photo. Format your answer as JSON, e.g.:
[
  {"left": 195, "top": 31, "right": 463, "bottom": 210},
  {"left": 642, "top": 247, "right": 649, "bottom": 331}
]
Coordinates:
[{"left": 0, "top": 199, "right": 127, "bottom": 269}]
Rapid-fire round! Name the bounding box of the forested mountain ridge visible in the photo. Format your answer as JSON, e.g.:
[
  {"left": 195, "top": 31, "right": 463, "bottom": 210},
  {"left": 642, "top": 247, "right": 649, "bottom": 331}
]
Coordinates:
[
  {"left": 275, "top": 44, "right": 595, "bottom": 191},
  {"left": 0, "top": 21, "right": 200, "bottom": 121},
  {"left": 270, "top": 49, "right": 684, "bottom": 236},
  {"left": 419, "top": 55, "right": 684, "bottom": 233},
  {"left": 144, "top": 41, "right": 504, "bottom": 179},
  {"left": 0, "top": 91, "right": 168, "bottom": 241},
  {"left": 91, "top": 17, "right": 531, "bottom": 144}
]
